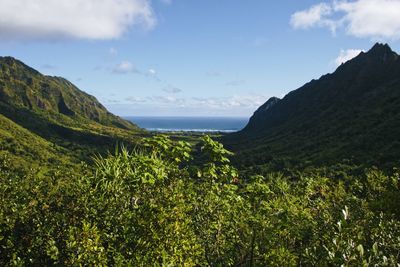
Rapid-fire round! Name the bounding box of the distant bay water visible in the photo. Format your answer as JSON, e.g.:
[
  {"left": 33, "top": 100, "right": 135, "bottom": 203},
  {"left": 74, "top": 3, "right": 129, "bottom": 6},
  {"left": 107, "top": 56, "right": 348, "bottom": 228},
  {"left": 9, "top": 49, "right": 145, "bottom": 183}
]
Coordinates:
[{"left": 125, "top": 116, "right": 249, "bottom": 133}]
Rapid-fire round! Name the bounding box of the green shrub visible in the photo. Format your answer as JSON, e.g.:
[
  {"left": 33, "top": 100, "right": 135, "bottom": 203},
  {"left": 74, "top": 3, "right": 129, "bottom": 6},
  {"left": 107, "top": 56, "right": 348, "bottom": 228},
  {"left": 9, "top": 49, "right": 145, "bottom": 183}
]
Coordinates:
[{"left": 0, "top": 136, "right": 399, "bottom": 266}]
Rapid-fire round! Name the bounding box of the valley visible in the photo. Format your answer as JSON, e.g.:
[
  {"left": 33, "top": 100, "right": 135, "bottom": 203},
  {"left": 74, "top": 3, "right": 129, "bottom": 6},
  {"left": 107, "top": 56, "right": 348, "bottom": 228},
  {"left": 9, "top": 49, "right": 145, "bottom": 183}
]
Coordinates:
[{"left": 0, "top": 44, "right": 399, "bottom": 266}]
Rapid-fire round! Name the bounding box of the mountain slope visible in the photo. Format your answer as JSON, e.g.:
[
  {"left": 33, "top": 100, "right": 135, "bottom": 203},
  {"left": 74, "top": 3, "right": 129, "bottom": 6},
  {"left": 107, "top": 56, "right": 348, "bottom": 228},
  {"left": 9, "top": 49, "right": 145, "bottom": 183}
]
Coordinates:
[
  {"left": 0, "top": 56, "right": 144, "bottom": 165},
  {"left": 0, "top": 113, "right": 77, "bottom": 173},
  {"left": 224, "top": 43, "right": 400, "bottom": 168},
  {"left": 0, "top": 56, "right": 136, "bottom": 130}
]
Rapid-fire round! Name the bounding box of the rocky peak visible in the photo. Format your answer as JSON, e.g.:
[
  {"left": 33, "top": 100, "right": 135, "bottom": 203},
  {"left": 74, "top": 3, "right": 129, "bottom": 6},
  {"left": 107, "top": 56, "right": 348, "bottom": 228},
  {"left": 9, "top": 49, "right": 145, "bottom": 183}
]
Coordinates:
[{"left": 365, "top": 43, "right": 398, "bottom": 62}]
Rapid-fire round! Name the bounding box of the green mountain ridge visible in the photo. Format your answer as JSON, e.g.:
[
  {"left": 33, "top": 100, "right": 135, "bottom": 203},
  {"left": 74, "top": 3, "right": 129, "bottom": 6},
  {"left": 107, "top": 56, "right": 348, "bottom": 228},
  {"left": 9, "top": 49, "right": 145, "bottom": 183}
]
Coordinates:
[
  {"left": 0, "top": 56, "right": 136, "bottom": 130},
  {"left": 224, "top": 43, "right": 400, "bottom": 168},
  {"left": 0, "top": 56, "right": 144, "bottom": 168},
  {"left": 1, "top": 48, "right": 399, "bottom": 266}
]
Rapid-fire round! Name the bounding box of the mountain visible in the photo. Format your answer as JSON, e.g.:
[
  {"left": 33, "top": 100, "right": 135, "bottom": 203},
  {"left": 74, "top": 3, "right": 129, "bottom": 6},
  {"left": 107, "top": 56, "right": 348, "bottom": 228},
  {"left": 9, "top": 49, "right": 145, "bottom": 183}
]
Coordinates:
[
  {"left": 0, "top": 56, "right": 136, "bottom": 130},
  {"left": 0, "top": 113, "right": 76, "bottom": 173},
  {"left": 224, "top": 43, "right": 400, "bottom": 168},
  {"left": 0, "top": 56, "right": 144, "bottom": 167}
]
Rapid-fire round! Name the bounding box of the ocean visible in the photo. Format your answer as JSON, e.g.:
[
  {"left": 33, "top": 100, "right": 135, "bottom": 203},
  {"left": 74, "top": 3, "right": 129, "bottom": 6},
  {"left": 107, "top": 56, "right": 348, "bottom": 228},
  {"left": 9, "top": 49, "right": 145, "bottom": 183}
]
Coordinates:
[{"left": 125, "top": 116, "right": 249, "bottom": 132}]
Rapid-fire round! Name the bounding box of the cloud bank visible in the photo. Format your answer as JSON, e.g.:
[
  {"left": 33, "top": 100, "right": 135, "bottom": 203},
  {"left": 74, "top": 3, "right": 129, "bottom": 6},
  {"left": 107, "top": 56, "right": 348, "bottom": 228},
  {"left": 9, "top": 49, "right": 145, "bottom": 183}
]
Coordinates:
[
  {"left": 105, "top": 93, "right": 272, "bottom": 116},
  {"left": 291, "top": 0, "right": 400, "bottom": 39},
  {"left": 0, "top": 0, "right": 156, "bottom": 41},
  {"left": 110, "top": 94, "right": 268, "bottom": 110}
]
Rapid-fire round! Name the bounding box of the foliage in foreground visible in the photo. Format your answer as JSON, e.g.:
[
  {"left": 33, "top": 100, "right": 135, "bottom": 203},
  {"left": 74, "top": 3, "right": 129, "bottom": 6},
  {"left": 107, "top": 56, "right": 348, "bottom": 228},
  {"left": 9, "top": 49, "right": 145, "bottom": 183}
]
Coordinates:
[{"left": 1, "top": 136, "right": 399, "bottom": 266}]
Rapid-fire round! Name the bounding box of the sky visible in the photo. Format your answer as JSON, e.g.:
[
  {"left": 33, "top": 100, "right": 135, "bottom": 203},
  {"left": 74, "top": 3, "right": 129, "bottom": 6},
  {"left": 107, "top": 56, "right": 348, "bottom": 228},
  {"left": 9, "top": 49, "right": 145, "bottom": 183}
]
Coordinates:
[{"left": 1, "top": 0, "right": 400, "bottom": 117}]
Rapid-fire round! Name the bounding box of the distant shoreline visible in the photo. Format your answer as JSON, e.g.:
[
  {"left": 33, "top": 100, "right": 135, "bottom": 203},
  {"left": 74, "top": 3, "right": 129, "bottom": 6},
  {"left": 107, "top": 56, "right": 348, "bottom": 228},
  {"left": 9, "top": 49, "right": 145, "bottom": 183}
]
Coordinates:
[
  {"left": 147, "top": 129, "right": 237, "bottom": 133},
  {"left": 124, "top": 116, "right": 248, "bottom": 133}
]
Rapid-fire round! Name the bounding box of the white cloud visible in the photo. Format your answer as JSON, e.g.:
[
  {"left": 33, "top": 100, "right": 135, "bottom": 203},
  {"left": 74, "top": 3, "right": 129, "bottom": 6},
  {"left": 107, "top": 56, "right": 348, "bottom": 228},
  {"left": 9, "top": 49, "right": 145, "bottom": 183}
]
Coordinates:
[
  {"left": 334, "top": 49, "right": 364, "bottom": 66},
  {"left": 291, "top": 0, "right": 400, "bottom": 39},
  {"left": 189, "top": 95, "right": 268, "bottom": 111},
  {"left": 112, "top": 61, "right": 137, "bottom": 74},
  {"left": 125, "top": 96, "right": 147, "bottom": 103},
  {"left": 0, "top": 0, "right": 156, "bottom": 41},
  {"left": 290, "top": 3, "right": 337, "bottom": 32},
  {"left": 121, "top": 94, "right": 267, "bottom": 109},
  {"left": 145, "top": 68, "right": 162, "bottom": 82},
  {"left": 110, "top": 94, "right": 270, "bottom": 116},
  {"left": 335, "top": 0, "right": 400, "bottom": 39},
  {"left": 147, "top": 96, "right": 186, "bottom": 106},
  {"left": 163, "top": 85, "right": 182, "bottom": 94}
]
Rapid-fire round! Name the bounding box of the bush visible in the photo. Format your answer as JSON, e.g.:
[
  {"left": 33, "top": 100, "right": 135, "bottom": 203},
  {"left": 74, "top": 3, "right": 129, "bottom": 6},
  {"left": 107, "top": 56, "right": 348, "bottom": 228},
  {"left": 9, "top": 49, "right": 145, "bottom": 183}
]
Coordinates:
[{"left": 0, "top": 136, "right": 399, "bottom": 266}]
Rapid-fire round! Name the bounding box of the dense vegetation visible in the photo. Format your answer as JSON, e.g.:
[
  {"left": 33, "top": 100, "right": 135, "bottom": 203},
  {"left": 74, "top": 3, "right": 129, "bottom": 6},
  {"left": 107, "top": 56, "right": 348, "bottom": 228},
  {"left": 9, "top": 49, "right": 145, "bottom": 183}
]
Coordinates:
[
  {"left": 0, "top": 56, "right": 146, "bottom": 170},
  {"left": 1, "top": 135, "right": 399, "bottom": 266},
  {"left": 224, "top": 43, "right": 400, "bottom": 169},
  {"left": 0, "top": 56, "right": 136, "bottom": 130},
  {"left": 1, "top": 45, "right": 400, "bottom": 266}
]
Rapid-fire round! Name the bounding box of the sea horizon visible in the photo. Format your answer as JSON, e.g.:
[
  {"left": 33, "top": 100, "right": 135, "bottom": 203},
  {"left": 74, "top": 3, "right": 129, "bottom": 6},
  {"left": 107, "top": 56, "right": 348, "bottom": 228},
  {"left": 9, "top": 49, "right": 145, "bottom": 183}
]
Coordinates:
[{"left": 125, "top": 116, "right": 249, "bottom": 133}]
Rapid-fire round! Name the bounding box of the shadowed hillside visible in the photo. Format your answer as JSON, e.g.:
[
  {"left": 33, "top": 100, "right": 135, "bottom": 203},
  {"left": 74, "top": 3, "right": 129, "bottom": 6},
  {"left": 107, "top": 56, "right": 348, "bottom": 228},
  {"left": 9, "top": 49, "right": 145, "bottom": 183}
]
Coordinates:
[{"left": 224, "top": 43, "right": 400, "bottom": 169}]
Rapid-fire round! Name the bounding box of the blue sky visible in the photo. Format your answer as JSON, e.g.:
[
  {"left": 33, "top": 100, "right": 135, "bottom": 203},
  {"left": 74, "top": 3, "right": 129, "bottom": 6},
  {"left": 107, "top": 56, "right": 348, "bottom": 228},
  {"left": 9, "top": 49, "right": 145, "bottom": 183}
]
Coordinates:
[{"left": 1, "top": 0, "right": 400, "bottom": 117}]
